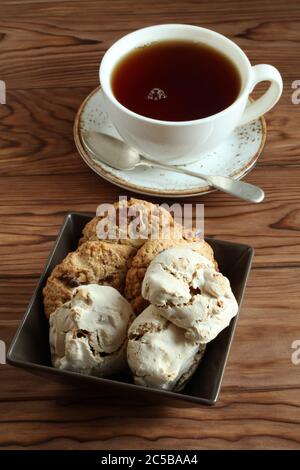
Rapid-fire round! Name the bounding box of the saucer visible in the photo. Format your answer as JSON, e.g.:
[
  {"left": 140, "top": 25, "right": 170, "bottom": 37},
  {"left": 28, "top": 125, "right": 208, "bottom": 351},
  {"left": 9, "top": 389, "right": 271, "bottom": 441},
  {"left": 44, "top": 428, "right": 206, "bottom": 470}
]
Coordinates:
[{"left": 74, "top": 87, "right": 266, "bottom": 198}]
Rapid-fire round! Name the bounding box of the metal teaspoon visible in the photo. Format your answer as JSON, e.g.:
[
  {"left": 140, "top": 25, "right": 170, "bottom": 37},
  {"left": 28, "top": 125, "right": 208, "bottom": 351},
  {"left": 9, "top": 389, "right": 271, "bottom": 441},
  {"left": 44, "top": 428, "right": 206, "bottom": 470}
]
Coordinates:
[{"left": 81, "top": 131, "right": 264, "bottom": 203}]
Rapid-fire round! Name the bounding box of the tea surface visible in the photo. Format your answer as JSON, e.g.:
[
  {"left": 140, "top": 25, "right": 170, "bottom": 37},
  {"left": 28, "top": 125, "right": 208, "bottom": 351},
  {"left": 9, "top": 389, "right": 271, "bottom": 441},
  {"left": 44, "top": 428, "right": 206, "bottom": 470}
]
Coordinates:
[{"left": 111, "top": 40, "right": 241, "bottom": 121}]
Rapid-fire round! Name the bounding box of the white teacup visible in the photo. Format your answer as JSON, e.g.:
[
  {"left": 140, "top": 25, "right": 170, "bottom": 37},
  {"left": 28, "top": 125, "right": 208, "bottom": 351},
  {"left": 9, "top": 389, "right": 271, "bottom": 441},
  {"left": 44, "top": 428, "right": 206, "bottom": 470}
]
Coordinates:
[{"left": 100, "top": 24, "right": 282, "bottom": 165}]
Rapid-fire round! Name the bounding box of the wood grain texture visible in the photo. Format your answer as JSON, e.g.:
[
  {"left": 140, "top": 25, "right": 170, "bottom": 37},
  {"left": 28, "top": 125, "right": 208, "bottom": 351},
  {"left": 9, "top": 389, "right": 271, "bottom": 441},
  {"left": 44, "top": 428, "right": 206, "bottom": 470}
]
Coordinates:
[{"left": 0, "top": 0, "right": 300, "bottom": 450}]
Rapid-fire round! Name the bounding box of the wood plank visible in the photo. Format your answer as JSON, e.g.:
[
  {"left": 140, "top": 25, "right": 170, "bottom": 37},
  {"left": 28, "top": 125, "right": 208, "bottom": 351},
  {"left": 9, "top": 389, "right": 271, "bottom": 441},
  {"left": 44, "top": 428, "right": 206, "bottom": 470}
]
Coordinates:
[
  {"left": 0, "top": 167, "right": 299, "bottom": 272},
  {"left": 0, "top": 388, "right": 300, "bottom": 449},
  {"left": 0, "top": 88, "right": 299, "bottom": 182},
  {"left": 0, "top": 1, "right": 299, "bottom": 90}
]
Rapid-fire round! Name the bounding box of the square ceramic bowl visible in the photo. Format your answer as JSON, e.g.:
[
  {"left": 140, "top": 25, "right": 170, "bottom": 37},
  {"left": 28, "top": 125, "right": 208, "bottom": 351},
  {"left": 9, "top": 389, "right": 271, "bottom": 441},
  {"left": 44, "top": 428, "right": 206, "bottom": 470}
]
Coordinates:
[{"left": 7, "top": 212, "right": 253, "bottom": 405}]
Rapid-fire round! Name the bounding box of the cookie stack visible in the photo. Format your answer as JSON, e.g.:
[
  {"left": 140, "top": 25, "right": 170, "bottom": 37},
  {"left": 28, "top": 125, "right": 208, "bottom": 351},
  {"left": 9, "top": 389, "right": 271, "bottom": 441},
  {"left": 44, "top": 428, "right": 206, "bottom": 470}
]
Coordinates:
[{"left": 44, "top": 198, "right": 238, "bottom": 391}]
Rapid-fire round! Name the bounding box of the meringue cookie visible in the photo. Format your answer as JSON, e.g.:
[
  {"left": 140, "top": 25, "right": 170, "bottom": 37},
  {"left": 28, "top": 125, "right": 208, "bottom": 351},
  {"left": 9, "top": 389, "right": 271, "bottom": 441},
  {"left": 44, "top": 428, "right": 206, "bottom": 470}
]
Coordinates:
[
  {"left": 142, "top": 247, "right": 238, "bottom": 343},
  {"left": 49, "top": 284, "right": 134, "bottom": 376},
  {"left": 127, "top": 305, "right": 205, "bottom": 391}
]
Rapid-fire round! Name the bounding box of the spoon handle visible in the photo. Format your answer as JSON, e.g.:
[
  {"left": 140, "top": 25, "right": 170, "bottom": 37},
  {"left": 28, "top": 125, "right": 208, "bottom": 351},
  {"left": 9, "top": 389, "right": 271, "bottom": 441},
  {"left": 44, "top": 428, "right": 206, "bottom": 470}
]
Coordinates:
[{"left": 140, "top": 160, "right": 264, "bottom": 203}]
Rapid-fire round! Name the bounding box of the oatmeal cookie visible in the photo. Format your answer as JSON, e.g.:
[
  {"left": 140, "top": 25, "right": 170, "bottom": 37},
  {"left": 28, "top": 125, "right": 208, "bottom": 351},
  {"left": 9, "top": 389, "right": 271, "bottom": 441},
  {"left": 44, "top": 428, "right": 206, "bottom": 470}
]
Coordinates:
[
  {"left": 79, "top": 198, "right": 176, "bottom": 248},
  {"left": 43, "top": 241, "right": 136, "bottom": 318}
]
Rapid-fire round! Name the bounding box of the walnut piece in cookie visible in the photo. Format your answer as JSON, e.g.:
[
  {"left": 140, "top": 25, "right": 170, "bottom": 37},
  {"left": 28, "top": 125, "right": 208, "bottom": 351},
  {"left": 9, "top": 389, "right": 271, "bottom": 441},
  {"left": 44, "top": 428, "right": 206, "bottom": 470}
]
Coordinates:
[
  {"left": 127, "top": 304, "right": 205, "bottom": 391},
  {"left": 50, "top": 285, "right": 134, "bottom": 376},
  {"left": 142, "top": 247, "right": 238, "bottom": 343},
  {"left": 125, "top": 238, "right": 216, "bottom": 315},
  {"left": 43, "top": 241, "right": 136, "bottom": 318},
  {"left": 79, "top": 197, "right": 175, "bottom": 248}
]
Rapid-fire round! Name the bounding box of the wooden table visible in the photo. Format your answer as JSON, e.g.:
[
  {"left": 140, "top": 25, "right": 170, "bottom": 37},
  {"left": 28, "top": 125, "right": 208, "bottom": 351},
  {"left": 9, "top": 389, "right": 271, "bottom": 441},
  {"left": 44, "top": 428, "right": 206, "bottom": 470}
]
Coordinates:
[{"left": 0, "top": 0, "right": 300, "bottom": 450}]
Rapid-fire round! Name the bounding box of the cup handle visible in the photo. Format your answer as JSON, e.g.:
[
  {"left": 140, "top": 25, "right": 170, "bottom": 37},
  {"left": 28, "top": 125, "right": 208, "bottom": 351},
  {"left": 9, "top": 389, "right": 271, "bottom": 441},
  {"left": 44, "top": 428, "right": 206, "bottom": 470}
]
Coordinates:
[{"left": 238, "top": 64, "right": 283, "bottom": 126}]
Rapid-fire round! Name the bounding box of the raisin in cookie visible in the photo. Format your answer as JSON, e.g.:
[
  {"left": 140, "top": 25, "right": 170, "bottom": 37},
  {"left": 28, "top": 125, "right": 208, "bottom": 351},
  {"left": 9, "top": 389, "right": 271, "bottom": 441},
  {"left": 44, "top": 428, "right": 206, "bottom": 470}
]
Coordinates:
[
  {"left": 125, "top": 238, "right": 216, "bottom": 315},
  {"left": 79, "top": 197, "right": 175, "bottom": 248},
  {"left": 43, "top": 241, "right": 136, "bottom": 318}
]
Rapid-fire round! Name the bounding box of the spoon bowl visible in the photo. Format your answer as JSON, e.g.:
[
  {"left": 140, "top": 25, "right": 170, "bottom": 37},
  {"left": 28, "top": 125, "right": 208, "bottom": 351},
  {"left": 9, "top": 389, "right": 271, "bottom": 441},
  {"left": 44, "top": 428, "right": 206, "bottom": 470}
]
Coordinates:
[{"left": 82, "top": 131, "right": 140, "bottom": 170}]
